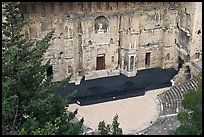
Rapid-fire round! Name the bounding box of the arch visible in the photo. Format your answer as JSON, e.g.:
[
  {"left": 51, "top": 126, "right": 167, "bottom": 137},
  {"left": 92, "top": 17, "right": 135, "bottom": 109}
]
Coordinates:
[
  {"left": 94, "top": 16, "right": 108, "bottom": 34},
  {"left": 110, "top": 38, "right": 113, "bottom": 44},
  {"left": 185, "top": 66, "right": 190, "bottom": 73},
  {"left": 185, "top": 65, "right": 191, "bottom": 80}
]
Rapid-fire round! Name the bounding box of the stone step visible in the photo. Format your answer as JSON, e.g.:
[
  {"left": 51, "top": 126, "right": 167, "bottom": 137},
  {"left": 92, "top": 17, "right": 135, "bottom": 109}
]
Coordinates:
[
  {"left": 172, "top": 86, "right": 183, "bottom": 101},
  {"left": 171, "top": 88, "right": 182, "bottom": 107},
  {"left": 158, "top": 94, "right": 164, "bottom": 110},
  {"left": 168, "top": 90, "right": 176, "bottom": 113},
  {"left": 178, "top": 86, "right": 186, "bottom": 101},
  {"left": 191, "top": 78, "right": 197, "bottom": 86},
  {"left": 164, "top": 91, "right": 171, "bottom": 104},
  {"left": 162, "top": 92, "right": 170, "bottom": 115},
  {"left": 184, "top": 83, "right": 191, "bottom": 93},
  {"left": 183, "top": 83, "right": 191, "bottom": 97},
  {"left": 169, "top": 90, "right": 178, "bottom": 113},
  {"left": 189, "top": 79, "right": 198, "bottom": 90},
  {"left": 188, "top": 80, "right": 194, "bottom": 89},
  {"left": 173, "top": 87, "right": 184, "bottom": 113},
  {"left": 191, "top": 79, "right": 197, "bottom": 88},
  {"left": 173, "top": 86, "right": 180, "bottom": 95},
  {"left": 181, "top": 83, "right": 188, "bottom": 94},
  {"left": 172, "top": 87, "right": 182, "bottom": 100},
  {"left": 158, "top": 94, "right": 167, "bottom": 116},
  {"left": 156, "top": 95, "right": 162, "bottom": 116},
  {"left": 176, "top": 86, "right": 184, "bottom": 100},
  {"left": 162, "top": 93, "right": 169, "bottom": 116},
  {"left": 184, "top": 82, "right": 191, "bottom": 92},
  {"left": 165, "top": 91, "right": 175, "bottom": 114}
]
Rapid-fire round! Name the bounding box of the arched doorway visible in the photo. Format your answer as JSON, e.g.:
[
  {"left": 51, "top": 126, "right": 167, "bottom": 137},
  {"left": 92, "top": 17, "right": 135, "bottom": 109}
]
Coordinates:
[{"left": 185, "top": 66, "right": 191, "bottom": 80}]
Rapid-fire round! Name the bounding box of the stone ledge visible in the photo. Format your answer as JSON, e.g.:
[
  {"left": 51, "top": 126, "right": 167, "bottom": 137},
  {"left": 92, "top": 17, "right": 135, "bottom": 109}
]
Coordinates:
[{"left": 85, "top": 69, "right": 120, "bottom": 80}]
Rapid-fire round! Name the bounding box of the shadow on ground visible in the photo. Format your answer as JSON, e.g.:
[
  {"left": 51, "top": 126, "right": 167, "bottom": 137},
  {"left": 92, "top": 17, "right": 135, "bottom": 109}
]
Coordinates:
[{"left": 53, "top": 67, "right": 178, "bottom": 106}]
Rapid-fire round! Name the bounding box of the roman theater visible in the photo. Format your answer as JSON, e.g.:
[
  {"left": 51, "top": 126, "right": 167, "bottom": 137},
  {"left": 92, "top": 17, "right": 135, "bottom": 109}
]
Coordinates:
[{"left": 19, "top": 2, "right": 202, "bottom": 135}]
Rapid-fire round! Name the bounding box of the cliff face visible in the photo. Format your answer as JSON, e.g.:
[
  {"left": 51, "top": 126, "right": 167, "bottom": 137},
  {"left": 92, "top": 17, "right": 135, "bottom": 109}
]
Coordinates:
[{"left": 18, "top": 2, "right": 202, "bottom": 85}]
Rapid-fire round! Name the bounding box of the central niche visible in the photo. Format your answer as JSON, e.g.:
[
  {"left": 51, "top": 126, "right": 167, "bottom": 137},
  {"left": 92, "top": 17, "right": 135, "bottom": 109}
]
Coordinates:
[{"left": 94, "top": 16, "right": 108, "bottom": 34}]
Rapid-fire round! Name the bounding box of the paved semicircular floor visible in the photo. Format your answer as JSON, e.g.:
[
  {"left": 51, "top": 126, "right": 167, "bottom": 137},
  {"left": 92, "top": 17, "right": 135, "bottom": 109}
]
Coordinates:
[{"left": 68, "top": 87, "right": 170, "bottom": 135}]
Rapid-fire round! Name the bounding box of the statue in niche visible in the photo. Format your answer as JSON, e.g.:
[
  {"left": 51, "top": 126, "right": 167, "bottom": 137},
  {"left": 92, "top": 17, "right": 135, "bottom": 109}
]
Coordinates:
[
  {"left": 97, "top": 23, "right": 104, "bottom": 34},
  {"left": 94, "top": 16, "right": 108, "bottom": 34}
]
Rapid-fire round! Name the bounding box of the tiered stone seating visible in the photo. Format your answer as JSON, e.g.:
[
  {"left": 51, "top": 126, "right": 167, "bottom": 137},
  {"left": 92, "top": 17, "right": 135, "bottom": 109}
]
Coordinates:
[
  {"left": 158, "top": 77, "right": 198, "bottom": 116},
  {"left": 138, "top": 77, "right": 199, "bottom": 135}
]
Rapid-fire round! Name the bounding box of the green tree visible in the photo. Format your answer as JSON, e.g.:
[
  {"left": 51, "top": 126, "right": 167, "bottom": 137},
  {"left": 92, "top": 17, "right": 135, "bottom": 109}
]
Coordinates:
[
  {"left": 98, "top": 120, "right": 111, "bottom": 135},
  {"left": 98, "top": 114, "right": 123, "bottom": 135},
  {"left": 173, "top": 73, "right": 202, "bottom": 135},
  {"left": 112, "top": 114, "right": 123, "bottom": 135},
  {"left": 2, "top": 2, "right": 83, "bottom": 135}
]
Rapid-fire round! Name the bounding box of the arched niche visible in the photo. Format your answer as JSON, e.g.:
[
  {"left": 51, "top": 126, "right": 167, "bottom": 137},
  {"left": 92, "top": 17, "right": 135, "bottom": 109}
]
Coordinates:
[{"left": 94, "top": 16, "right": 108, "bottom": 34}]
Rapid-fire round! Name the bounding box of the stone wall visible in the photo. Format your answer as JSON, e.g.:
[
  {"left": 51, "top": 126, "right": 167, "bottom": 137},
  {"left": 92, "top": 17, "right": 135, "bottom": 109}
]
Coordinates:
[{"left": 19, "top": 2, "right": 202, "bottom": 84}]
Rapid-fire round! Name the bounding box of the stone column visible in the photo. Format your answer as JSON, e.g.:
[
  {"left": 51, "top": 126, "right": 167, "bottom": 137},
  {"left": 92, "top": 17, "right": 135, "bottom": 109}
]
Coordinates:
[
  {"left": 121, "top": 51, "right": 124, "bottom": 70},
  {"left": 133, "top": 56, "right": 136, "bottom": 71},
  {"left": 128, "top": 55, "right": 131, "bottom": 71}
]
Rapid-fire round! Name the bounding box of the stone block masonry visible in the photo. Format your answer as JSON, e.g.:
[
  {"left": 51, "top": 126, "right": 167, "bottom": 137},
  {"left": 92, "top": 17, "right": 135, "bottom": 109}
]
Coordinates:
[{"left": 19, "top": 2, "right": 202, "bottom": 85}]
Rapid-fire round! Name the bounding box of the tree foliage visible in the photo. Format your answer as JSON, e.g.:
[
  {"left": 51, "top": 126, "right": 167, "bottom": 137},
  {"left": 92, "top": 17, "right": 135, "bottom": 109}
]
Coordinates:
[
  {"left": 98, "top": 114, "right": 123, "bottom": 135},
  {"left": 173, "top": 73, "right": 202, "bottom": 135},
  {"left": 2, "top": 2, "right": 83, "bottom": 135}
]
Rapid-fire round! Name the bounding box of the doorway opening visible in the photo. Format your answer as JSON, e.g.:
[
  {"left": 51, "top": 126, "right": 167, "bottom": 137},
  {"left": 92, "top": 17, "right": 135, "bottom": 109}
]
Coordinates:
[
  {"left": 185, "top": 66, "right": 190, "bottom": 73},
  {"left": 185, "top": 66, "right": 191, "bottom": 80},
  {"left": 178, "top": 56, "right": 184, "bottom": 70},
  {"left": 145, "top": 53, "right": 151, "bottom": 67},
  {"left": 96, "top": 54, "right": 105, "bottom": 70},
  {"left": 130, "top": 56, "right": 134, "bottom": 71}
]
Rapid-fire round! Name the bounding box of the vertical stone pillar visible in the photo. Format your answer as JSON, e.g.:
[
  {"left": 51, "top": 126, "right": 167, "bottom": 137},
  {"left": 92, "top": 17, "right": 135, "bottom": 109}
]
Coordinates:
[
  {"left": 128, "top": 55, "right": 131, "bottom": 71},
  {"left": 129, "top": 42, "right": 131, "bottom": 49},
  {"left": 134, "top": 40, "right": 136, "bottom": 49},
  {"left": 133, "top": 56, "right": 136, "bottom": 70},
  {"left": 121, "top": 50, "right": 124, "bottom": 70}
]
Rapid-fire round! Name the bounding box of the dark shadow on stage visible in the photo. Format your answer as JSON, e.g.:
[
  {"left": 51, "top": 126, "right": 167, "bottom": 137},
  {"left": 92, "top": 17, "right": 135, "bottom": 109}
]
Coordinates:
[{"left": 53, "top": 67, "right": 178, "bottom": 106}]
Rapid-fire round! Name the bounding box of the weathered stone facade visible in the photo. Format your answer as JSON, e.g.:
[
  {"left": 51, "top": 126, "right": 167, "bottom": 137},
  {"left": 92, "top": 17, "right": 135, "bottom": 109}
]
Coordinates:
[{"left": 19, "top": 2, "right": 202, "bottom": 85}]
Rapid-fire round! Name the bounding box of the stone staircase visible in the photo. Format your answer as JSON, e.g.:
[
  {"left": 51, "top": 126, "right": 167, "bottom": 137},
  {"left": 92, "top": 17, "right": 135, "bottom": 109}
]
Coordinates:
[{"left": 136, "top": 77, "right": 199, "bottom": 135}]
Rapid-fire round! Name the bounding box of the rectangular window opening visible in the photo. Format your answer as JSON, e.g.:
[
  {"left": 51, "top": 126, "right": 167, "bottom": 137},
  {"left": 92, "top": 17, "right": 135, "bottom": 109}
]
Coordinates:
[{"left": 145, "top": 53, "right": 151, "bottom": 67}]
